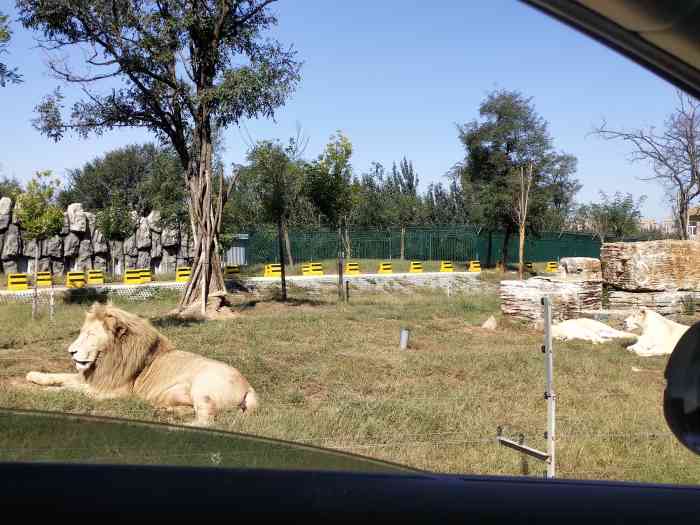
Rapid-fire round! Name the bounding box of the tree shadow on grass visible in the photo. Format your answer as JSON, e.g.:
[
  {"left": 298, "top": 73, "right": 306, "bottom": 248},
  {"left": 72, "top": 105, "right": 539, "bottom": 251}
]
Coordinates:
[
  {"left": 150, "top": 315, "right": 207, "bottom": 329},
  {"left": 61, "top": 288, "right": 110, "bottom": 305}
]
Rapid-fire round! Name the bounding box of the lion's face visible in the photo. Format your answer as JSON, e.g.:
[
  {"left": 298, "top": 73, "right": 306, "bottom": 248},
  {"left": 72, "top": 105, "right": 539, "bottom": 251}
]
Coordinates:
[
  {"left": 67, "top": 317, "right": 111, "bottom": 372},
  {"left": 624, "top": 309, "right": 646, "bottom": 331}
]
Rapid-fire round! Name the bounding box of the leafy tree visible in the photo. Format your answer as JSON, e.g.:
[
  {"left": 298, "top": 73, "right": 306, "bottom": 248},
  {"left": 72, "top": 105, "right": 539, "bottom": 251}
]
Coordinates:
[
  {"left": 576, "top": 191, "right": 646, "bottom": 242},
  {"left": 0, "top": 9, "right": 22, "bottom": 86},
  {"left": 14, "top": 171, "right": 64, "bottom": 319},
  {"left": 19, "top": 0, "right": 302, "bottom": 314},
  {"left": 247, "top": 137, "right": 306, "bottom": 300},
  {"left": 453, "top": 89, "right": 579, "bottom": 268},
  {"left": 385, "top": 157, "right": 421, "bottom": 258},
  {"left": 0, "top": 175, "right": 22, "bottom": 199},
  {"left": 96, "top": 191, "right": 136, "bottom": 276}
]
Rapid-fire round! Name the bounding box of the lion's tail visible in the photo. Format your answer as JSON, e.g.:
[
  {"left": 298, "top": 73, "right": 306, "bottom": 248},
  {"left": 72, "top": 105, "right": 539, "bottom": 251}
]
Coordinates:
[{"left": 240, "top": 388, "right": 258, "bottom": 413}]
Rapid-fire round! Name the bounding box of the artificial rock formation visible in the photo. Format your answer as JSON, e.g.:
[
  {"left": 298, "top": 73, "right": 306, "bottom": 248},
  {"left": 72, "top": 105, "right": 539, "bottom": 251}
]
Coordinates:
[{"left": 558, "top": 257, "right": 602, "bottom": 281}]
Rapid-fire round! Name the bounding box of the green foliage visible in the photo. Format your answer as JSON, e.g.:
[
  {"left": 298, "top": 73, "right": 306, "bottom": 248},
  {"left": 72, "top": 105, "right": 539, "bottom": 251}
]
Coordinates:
[
  {"left": 0, "top": 175, "right": 22, "bottom": 199},
  {"left": 577, "top": 191, "right": 646, "bottom": 241},
  {"left": 14, "top": 171, "right": 64, "bottom": 242},
  {"left": 0, "top": 9, "right": 22, "bottom": 87},
  {"left": 95, "top": 191, "right": 136, "bottom": 243}
]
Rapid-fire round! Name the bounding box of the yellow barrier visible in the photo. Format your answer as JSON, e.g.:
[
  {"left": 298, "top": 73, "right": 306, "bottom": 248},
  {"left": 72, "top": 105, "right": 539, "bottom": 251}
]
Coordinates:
[
  {"left": 7, "top": 273, "right": 29, "bottom": 291},
  {"left": 36, "top": 271, "right": 53, "bottom": 287},
  {"left": 175, "top": 267, "right": 191, "bottom": 283},
  {"left": 344, "top": 262, "right": 361, "bottom": 275},
  {"left": 263, "top": 264, "right": 282, "bottom": 277},
  {"left": 525, "top": 262, "right": 534, "bottom": 272},
  {"left": 124, "top": 269, "right": 142, "bottom": 285},
  {"left": 301, "top": 262, "right": 324, "bottom": 276},
  {"left": 409, "top": 261, "right": 423, "bottom": 273},
  {"left": 87, "top": 270, "right": 105, "bottom": 285},
  {"left": 139, "top": 269, "right": 152, "bottom": 283},
  {"left": 439, "top": 261, "right": 455, "bottom": 273},
  {"left": 545, "top": 261, "right": 559, "bottom": 273},
  {"left": 377, "top": 262, "right": 393, "bottom": 274},
  {"left": 223, "top": 265, "right": 241, "bottom": 278},
  {"left": 66, "top": 271, "right": 86, "bottom": 288},
  {"left": 467, "top": 260, "right": 482, "bottom": 273}
]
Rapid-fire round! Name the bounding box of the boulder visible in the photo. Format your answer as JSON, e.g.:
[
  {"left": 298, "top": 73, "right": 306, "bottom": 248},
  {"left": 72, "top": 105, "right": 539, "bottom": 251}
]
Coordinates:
[
  {"left": 44, "top": 235, "right": 63, "bottom": 258},
  {"left": 602, "top": 240, "right": 700, "bottom": 292},
  {"left": 558, "top": 257, "right": 602, "bottom": 281},
  {"left": 60, "top": 213, "right": 70, "bottom": 235},
  {"left": 109, "top": 240, "right": 123, "bottom": 257},
  {"left": 91, "top": 227, "right": 109, "bottom": 254},
  {"left": 93, "top": 254, "right": 108, "bottom": 270},
  {"left": 147, "top": 210, "right": 162, "bottom": 233},
  {"left": 481, "top": 315, "right": 498, "bottom": 330},
  {"left": 85, "top": 212, "right": 96, "bottom": 233},
  {"left": 151, "top": 232, "right": 162, "bottom": 259},
  {"left": 123, "top": 235, "right": 137, "bottom": 256},
  {"left": 500, "top": 276, "right": 603, "bottom": 325},
  {"left": 2, "top": 259, "right": 18, "bottom": 274},
  {"left": 1, "top": 224, "right": 21, "bottom": 259},
  {"left": 125, "top": 254, "right": 138, "bottom": 270},
  {"left": 0, "top": 196, "right": 11, "bottom": 230},
  {"left": 607, "top": 290, "right": 700, "bottom": 315},
  {"left": 137, "top": 250, "right": 151, "bottom": 269},
  {"left": 66, "top": 203, "right": 87, "bottom": 233},
  {"left": 161, "top": 248, "right": 177, "bottom": 273},
  {"left": 23, "top": 238, "right": 38, "bottom": 258},
  {"left": 0, "top": 232, "right": 4, "bottom": 258},
  {"left": 63, "top": 232, "right": 80, "bottom": 257},
  {"left": 161, "top": 225, "right": 179, "bottom": 247},
  {"left": 38, "top": 257, "right": 51, "bottom": 272},
  {"left": 136, "top": 217, "right": 151, "bottom": 249},
  {"left": 51, "top": 258, "right": 64, "bottom": 275},
  {"left": 76, "top": 239, "right": 93, "bottom": 269}
]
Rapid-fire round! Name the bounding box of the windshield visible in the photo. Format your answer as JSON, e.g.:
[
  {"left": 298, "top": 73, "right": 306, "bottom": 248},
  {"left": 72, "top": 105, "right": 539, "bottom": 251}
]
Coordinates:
[{"left": 1, "top": 0, "right": 700, "bottom": 486}]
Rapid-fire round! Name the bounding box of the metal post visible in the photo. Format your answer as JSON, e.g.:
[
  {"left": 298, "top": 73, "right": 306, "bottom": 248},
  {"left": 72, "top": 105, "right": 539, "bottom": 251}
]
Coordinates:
[
  {"left": 542, "top": 296, "right": 556, "bottom": 479},
  {"left": 399, "top": 328, "right": 410, "bottom": 350}
]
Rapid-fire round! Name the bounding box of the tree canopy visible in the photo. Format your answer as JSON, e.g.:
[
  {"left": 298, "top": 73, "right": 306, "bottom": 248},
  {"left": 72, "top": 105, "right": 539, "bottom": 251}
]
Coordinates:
[{"left": 0, "top": 9, "right": 22, "bottom": 87}]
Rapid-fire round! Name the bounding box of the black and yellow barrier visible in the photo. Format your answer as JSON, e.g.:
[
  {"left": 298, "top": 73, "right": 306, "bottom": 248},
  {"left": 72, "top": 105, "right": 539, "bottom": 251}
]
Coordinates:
[
  {"left": 36, "top": 272, "right": 53, "bottom": 287},
  {"left": 377, "top": 262, "right": 393, "bottom": 274},
  {"left": 263, "top": 264, "right": 282, "bottom": 277},
  {"left": 124, "top": 269, "right": 142, "bottom": 285},
  {"left": 223, "top": 265, "right": 241, "bottom": 278},
  {"left": 545, "top": 261, "right": 559, "bottom": 273},
  {"left": 301, "top": 262, "right": 324, "bottom": 276},
  {"left": 408, "top": 261, "right": 423, "bottom": 273},
  {"left": 467, "top": 260, "right": 482, "bottom": 273},
  {"left": 7, "top": 273, "right": 29, "bottom": 291},
  {"left": 525, "top": 262, "right": 534, "bottom": 273},
  {"left": 139, "top": 269, "right": 152, "bottom": 283},
  {"left": 87, "top": 270, "right": 105, "bottom": 285},
  {"left": 175, "top": 267, "right": 191, "bottom": 282},
  {"left": 66, "top": 271, "right": 86, "bottom": 288},
  {"left": 344, "top": 261, "right": 361, "bottom": 275},
  {"left": 439, "top": 261, "right": 455, "bottom": 273}
]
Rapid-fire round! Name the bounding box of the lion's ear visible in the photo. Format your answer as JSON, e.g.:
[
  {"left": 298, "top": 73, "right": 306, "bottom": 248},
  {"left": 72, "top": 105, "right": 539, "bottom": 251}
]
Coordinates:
[{"left": 103, "top": 314, "right": 127, "bottom": 339}]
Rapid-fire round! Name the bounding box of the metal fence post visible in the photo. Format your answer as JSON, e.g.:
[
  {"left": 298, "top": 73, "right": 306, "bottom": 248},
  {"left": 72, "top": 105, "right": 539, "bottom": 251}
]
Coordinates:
[{"left": 542, "top": 296, "right": 556, "bottom": 479}]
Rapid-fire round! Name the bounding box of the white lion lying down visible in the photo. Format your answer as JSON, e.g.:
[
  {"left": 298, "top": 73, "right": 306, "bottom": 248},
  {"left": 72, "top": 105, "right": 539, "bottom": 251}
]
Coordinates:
[
  {"left": 623, "top": 308, "right": 690, "bottom": 357},
  {"left": 551, "top": 318, "right": 638, "bottom": 344},
  {"left": 26, "top": 302, "right": 257, "bottom": 426}
]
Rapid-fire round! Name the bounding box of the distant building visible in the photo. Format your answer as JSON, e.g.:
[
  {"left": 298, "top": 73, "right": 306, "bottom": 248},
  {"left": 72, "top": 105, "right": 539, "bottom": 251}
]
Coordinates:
[
  {"left": 688, "top": 206, "right": 700, "bottom": 239},
  {"left": 638, "top": 218, "right": 658, "bottom": 232}
]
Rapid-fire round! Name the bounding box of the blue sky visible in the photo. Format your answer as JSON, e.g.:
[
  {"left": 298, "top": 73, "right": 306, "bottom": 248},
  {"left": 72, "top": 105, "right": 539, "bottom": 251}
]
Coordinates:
[{"left": 0, "top": 0, "right": 682, "bottom": 220}]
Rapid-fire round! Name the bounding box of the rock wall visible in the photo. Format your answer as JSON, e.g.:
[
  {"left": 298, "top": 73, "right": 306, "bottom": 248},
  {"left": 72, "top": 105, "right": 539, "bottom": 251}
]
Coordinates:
[{"left": 0, "top": 198, "right": 193, "bottom": 275}]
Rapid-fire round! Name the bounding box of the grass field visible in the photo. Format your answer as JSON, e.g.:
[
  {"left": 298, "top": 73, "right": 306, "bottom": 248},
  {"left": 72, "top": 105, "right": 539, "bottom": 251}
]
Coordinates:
[{"left": 1, "top": 285, "right": 697, "bottom": 484}]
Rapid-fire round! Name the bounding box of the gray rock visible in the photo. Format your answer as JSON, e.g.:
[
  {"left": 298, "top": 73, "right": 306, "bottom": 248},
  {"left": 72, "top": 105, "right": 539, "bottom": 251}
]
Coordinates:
[
  {"left": 150, "top": 232, "right": 162, "bottom": 259},
  {"left": 481, "top": 315, "right": 498, "bottom": 330},
  {"left": 60, "top": 213, "right": 70, "bottom": 235},
  {"left": 91, "top": 226, "right": 109, "bottom": 254},
  {"left": 176, "top": 257, "right": 191, "bottom": 268},
  {"left": 136, "top": 217, "right": 151, "bottom": 249},
  {"left": 85, "top": 212, "right": 96, "bottom": 233},
  {"left": 44, "top": 235, "right": 63, "bottom": 258},
  {"left": 76, "top": 239, "right": 93, "bottom": 269},
  {"left": 161, "top": 225, "right": 179, "bottom": 247},
  {"left": 123, "top": 235, "right": 137, "bottom": 256},
  {"left": 137, "top": 250, "right": 151, "bottom": 269},
  {"left": 161, "top": 248, "right": 177, "bottom": 273},
  {"left": 125, "top": 254, "right": 138, "bottom": 270},
  {"left": 38, "top": 257, "right": 51, "bottom": 272},
  {"left": 147, "top": 210, "right": 162, "bottom": 233},
  {"left": 23, "top": 238, "right": 39, "bottom": 258},
  {"left": 0, "top": 232, "right": 3, "bottom": 258},
  {"left": 93, "top": 255, "right": 108, "bottom": 270},
  {"left": 2, "top": 259, "right": 18, "bottom": 274},
  {"left": 0, "top": 196, "right": 12, "bottom": 230},
  {"left": 2, "top": 224, "right": 21, "bottom": 259},
  {"left": 67, "top": 203, "right": 87, "bottom": 233},
  {"left": 63, "top": 232, "right": 80, "bottom": 256},
  {"left": 51, "top": 258, "right": 64, "bottom": 275}
]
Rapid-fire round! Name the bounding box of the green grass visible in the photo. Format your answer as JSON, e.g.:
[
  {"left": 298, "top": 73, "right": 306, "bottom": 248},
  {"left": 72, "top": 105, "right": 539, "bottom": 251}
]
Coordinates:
[{"left": 1, "top": 287, "right": 697, "bottom": 484}]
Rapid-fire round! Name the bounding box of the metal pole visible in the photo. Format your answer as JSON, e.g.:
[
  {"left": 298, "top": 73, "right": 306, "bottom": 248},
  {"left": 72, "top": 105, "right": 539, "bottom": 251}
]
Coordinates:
[{"left": 542, "top": 296, "right": 556, "bottom": 479}]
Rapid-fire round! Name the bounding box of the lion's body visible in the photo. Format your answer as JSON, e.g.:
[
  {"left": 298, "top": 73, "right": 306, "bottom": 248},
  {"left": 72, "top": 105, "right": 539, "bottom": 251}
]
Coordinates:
[
  {"left": 26, "top": 303, "right": 257, "bottom": 426},
  {"left": 624, "top": 308, "right": 689, "bottom": 357},
  {"left": 551, "top": 318, "right": 638, "bottom": 344}
]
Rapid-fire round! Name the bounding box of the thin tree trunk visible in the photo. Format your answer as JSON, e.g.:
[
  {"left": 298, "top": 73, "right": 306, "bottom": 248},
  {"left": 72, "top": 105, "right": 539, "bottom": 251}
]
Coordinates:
[
  {"left": 284, "top": 224, "right": 294, "bottom": 267},
  {"left": 502, "top": 228, "right": 511, "bottom": 272},
  {"left": 278, "top": 218, "right": 287, "bottom": 301},
  {"left": 400, "top": 226, "right": 405, "bottom": 260},
  {"left": 518, "top": 223, "right": 525, "bottom": 280},
  {"left": 678, "top": 191, "right": 689, "bottom": 240},
  {"left": 487, "top": 230, "right": 493, "bottom": 268},
  {"left": 32, "top": 243, "right": 39, "bottom": 320}
]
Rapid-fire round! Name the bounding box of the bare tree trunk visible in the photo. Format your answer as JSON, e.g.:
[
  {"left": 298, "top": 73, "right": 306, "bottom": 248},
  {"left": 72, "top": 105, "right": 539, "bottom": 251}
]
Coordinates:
[
  {"left": 502, "top": 228, "right": 511, "bottom": 272},
  {"left": 32, "top": 243, "right": 39, "bottom": 320},
  {"left": 278, "top": 218, "right": 287, "bottom": 301},
  {"left": 518, "top": 223, "right": 525, "bottom": 280},
  {"left": 284, "top": 224, "right": 294, "bottom": 267},
  {"left": 400, "top": 226, "right": 405, "bottom": 260},
  {"left": 677, "top": 191, "right": 690, "bottom": 240}
]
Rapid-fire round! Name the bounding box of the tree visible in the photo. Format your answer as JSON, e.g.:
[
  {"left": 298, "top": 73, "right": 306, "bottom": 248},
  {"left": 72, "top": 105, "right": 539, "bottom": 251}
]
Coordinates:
[
  {"left": 453, "top": 89, "right": 579, "bottom": 268},
  {"left": 576, "top": 191, "right": 645, "bottom": 242},
  {"left": 511, "top": 162, "right": 533, "bottom": 279},
  {"left": 14, "top": 171, "right": 64, "bottom": 319},
  {"left": 0, "top": 9, "right": 22, "bottom": 86},
  {"left": 386, "top": 157, "right": 420, "bottom": 258},
  {"left": 19, "top": 0, "right": 302, "bottom": 315},
  {"left": 247, "top": 136, "right": 306, "bottom": 301},
  {"left": 0, "top": 175, "right": 22, "bottom": 199},
  {"left": 595, "top": 90, "right": 700, "bottom": 240},
  {"left": 96, "top": 191, "right": 136, "bottom": 276}
]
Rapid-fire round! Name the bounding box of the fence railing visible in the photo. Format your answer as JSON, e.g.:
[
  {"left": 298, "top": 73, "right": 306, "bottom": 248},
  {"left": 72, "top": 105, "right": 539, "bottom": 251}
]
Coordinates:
[{"left": 225, "top": 227, "right": 601, "bottom": 267}]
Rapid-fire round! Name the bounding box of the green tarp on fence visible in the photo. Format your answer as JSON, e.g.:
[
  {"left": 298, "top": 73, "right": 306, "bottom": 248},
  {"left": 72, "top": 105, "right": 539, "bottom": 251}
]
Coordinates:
[{"left": 237, "top": 227, "right": 600, "bottom": 266}]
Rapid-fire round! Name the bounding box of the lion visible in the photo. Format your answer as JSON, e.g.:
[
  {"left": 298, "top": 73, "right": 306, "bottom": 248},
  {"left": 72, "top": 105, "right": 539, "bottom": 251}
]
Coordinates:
[
  {"left": 26, "top": 302, "right": 258, "bottom": 426},
  {"left": 550, "top": 318, "right": 638, "bottom": 344},
  {"left": 623, "top": 307, "right": 689, "bottom": 357}
]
